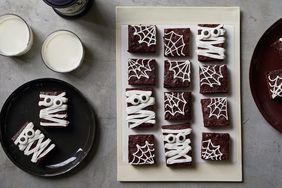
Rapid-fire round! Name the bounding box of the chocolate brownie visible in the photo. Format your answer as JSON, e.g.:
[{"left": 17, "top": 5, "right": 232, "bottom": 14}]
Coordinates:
[
  {"left": 12, "top": 122, "right": 55, "bottom": 163},
  {"left": 39, "top": 91, "right": 69, "bottom": 127},
  {"left": 201, "top": 97, "right": 229, "bottom": 127},
  {"left": 163, "top": 28, "right": 190, "bottom": 57},
  {"left": 271, "top": 37, "right": 282, "bottom": 58},
  {"left": 164, "top": 91, "right": 192, "bottom": 121},
  {"left": 201, "top": 132, "right": 230, "bottom": 161},
  {"left": 266, "top": 69, "right": 282, "bottom": 100},
  {"left": 164, "top": 60, "right": 191, "bottom": 88},
  {"left": 126, "top": 88, "right": 155, "bottom": 129},
  {"left": 199, "top": 64, "right": 228, "bottom": 94},
  {"left": 197, "top": 24, "right": 225, "bottom": 62},
  {"left": 128, "top": 25, "right": 157, "bottom": 53},
  {"left": 128, "top": 135, "right": 155, "bottom": 165},
  {"left": 128, "top": 58, "right": 156, "bottom": 85},
  {"left": 162, "top": 124, "right": 192, "bottom": 167}
]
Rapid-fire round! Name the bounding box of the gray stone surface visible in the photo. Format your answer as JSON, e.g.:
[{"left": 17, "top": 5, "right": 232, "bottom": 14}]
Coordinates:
[{"left": 0, "top": 0, "right": 281, "bottom": 187}]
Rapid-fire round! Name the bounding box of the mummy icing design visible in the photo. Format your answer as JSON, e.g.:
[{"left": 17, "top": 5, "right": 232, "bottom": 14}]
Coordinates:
[
  {"left": 168, "top": 60, "right": 191, "bottom": 82},
  {"left": 132, "top": 25, "right": 156, "bottom": 47},
  {"left": 268, "top": 75, "right": 282, "bottom": 99},
  {"left": 164, "top": 31, "right": 185, "bottom": 57},
  {"left": 196, "top": 24, "right": 225, "bottom": 60},
  {"left": 13, "top": 122, "right": 55, "bottom": 163},
  {"left": 200, "top": 65, "right": 224, "bottom": 87},
  {"left": 126, "top": 90, "right": 155, "bottom": 128},
  {"left": 162, "top": 128, "right": 192, "bottom": 164},
  {"left": 201, "top": 139, "right": 223, "bottom": 160},
  {"left": 39, "top": 92, "right": 69, "bottom": 127},
  {"left": 129, "top": 141, "right": 155, "bottom": 165},
  {"left": 207, "top": 97, "right": 228, "bottom": 120}
]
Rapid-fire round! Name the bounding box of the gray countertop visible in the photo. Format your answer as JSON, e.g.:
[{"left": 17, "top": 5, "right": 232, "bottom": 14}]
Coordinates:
[{"left": 0, "top": 0, "right": 281, "bottom": 188}]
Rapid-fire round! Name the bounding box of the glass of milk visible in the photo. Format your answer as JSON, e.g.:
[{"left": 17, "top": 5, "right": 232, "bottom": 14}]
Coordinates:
[
  {"left": 0, "top": 14, "right": 33, "bottom": 56},
  {"left": 41, "top": 30, "right": 84, "bottom": 73}
]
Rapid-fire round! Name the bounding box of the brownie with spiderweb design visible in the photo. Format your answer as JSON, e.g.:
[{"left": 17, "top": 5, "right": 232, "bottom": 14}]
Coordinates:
[
  {"left": 164, "top": 60, "right": 191, "bottom": 88},
  {"left": 201, "top": 132, "right": 230, "bottom": 161},
  {"left": 199, "top": 64, "right": 228, "bottom": 94},
  {"left": 128, "top": 135, "right": 156, "bottom": 165},
  {"left": 163, "top": 28, "right": 190, "bottom": 57},
  {"left": 128, "top": 25, "right": 157, "bottom": 53},
  {"left": 201, "top": 97, "right": 229, "bottom": 127},
  {"left": 164, "top": 91, "right": 192, "bottom": 121},
  {"left": 128, "top": 59, "right": 156, "bottom": 86},
  {"left": 266, "top": 69, "right": 282, "bottom": 100}
]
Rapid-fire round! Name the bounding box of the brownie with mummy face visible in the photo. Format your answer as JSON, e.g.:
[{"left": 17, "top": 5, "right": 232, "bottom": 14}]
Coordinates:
[
  {"left": 39, "top": 92, "right": 69, "bottom": 127},
  {"left": 12, "top": 122, "right": 55, "bottom": 163},
  {"left": 161, "top": 124, "right": 192, "bottom": 167}
]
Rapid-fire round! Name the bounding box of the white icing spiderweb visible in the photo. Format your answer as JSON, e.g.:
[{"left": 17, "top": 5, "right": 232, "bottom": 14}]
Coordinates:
[
  {"left": 168, "top": 60, "right": 191, "bottom": 82},
  {"left": 207, "top": 97, "right": 228, "bottom": 120},
  {"left": 200, "top": 65, "right": 224, "bottom": 87},
  {"left": 202, "top": 139, "right": 223, "bottom": 160},
  {"left": 165, "top": 92, "right": 187, "bottom": 116},
  {"left": 132, "top": 25, "right": 156, "bottom": 47},
  {"left": 268, "top": 75, "right": 282, "bottom": 99},
  {"left": 128, "top": 59, "right": 152, "bottom": 80},
  {"left": 164, "top": 31, "right": 185, "bottom": 56},
  {"left": 130, "top": 141, "right": 155, "bottom": 165}
]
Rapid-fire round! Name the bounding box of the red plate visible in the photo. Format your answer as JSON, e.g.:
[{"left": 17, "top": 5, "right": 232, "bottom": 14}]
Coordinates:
[{"left": 250, "top": 18, "right": 282, "bottom": 133}]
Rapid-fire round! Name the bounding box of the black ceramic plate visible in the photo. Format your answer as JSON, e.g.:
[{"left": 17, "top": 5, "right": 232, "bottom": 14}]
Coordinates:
[
  {"left": 250, "top": 18, "right": 282, "bottom": 133},
  {"left": 0, "top": 78, "right": 96, "bottom": 176}
]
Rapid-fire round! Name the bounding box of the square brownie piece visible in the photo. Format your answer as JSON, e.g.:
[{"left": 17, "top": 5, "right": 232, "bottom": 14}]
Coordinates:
[
  {"left": 128, "top": 25, "right": 157, "bottom": 53},
  {"left": 128, "top": 58, "right": 156, "bottom": 86},
  {"left": 266, "top": 69, "right": 282, "bottom": 100},
  {"left": 201, "top": 132, "right": 230, "bottom": 161},
  {"left": 126, "top": 88, "right": 156, "bottom": 129},
  {"left": 164, "top": 60, "right": 191, "bottom": 88},
  {"left": 162, "top": 124, "right": 192, "bottom": 167},
  {"left": 201, "top": 97, "right": 229, "bottom": 127},
  {"left": 199, "top": 64, "right": 228, "bottom": 94},
  {"left": 128, "top": 135, "right": 155, "bottom": 165},
  {"left": 163, "top": 28, "right": 190, "bottom": 57},
  {"left": 12, "top": 122, "right": 55, "bottom": 163},
  {"left": 197, "top": 24, "right": 225, "bottom": 62},
  {"left": 39, "top": 91, "right": 69, "bottom": 127},
  {"left": 164, "top": 91, "right": 192, "bottom": 121}
]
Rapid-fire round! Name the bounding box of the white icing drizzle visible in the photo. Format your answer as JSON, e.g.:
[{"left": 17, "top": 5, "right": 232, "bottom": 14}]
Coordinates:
[
  {"left": 126, "top": 90, "right": 155, "bottom": 128},
  {"left": 164, "top": 31, "right": 185, "bottom": 56},
  {"left": 168, "top": 60, "right": 191, "bottom": 82},
  {"left": 201, "top": 139, "right": 223, "bottom": 160},
  {"left": 196, "top": 24, "right": 225, "bottom": 60},
  {"left": 207, "top": 97, "right": 228, "bottom": 120},
  {"left": 164, "top": 92, "right": 187, "bottom": 116},
  {"left": 162, "top": 128, "right": 192, "bottom": 164},
  {"left": 129, "top": 141, "right": 155, "bottom": 165},
  {"left": 200, "top": 65, "right": 224, "bottom": 87},
  {"left": 14, "top": 122, "right": 55, "bottom": 163},
  {"left": 39, "top": 92, "right": 69, "bottom": 127},
  {"left": 268, "top": 75, "right": 282, "bottom": 99},
  {"left": 128, "top": 59, "right": 153, "bottom": 80},
  {"left": 132, "top": 25, "right": 156, "bottom": 47}
]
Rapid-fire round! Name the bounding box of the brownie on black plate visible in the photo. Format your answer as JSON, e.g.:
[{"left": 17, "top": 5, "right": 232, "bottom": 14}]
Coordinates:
[
  {"left": 201, "top": 132, "right": 230, "bottom": 161},
  {"left": 161, "top": 124, "right": 192, "bottom": 167},
  {"left": 201, "top": 97, "right": 229, "bottom": 127},
  {"left": 266, "top": 69, "right": 282, "bottom": 100},
  {"left": 164, "top": 60, "right": 191, "bottom": 88},
  {"left": 125, "top": 88, "right": 156, "bottom": 129},
  {"left": 164, "top": 91, "right": 192, "bottom": 121},
  {"left": 128, "top": 135, "right": 155, "bottom": 165},
  {"left": 199, "top": 64, "right": 228, "bottom": 94},
  {"left": 196, "top": 24, "right": 225, "bottom": 62},
  {"left": 12, "top": 122, "right": 55, "bottom": 163},
  {"left": 128, "top": 25, "right": 157, "bottom": 53},
  {"left": 163, "top": 28, "right": 190, "bottom": 57},
  {"left": 271, "top": 37, "right": 282, "bottom": 58},
  {"left": 128, "top": 58, "right": 156, "bottom": 86}
]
